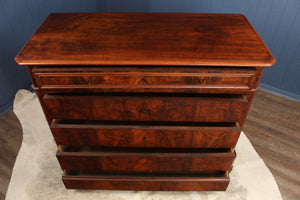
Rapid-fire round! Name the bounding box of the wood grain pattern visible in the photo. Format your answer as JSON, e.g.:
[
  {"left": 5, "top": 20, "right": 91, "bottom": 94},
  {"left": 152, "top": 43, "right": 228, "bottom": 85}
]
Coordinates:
[
  {"left": 31, "top": 66, "right": 257, "bottom": 93},
  {"left": 28, "top": 66, "right": 263, "bottom": 94},
  {"left": 2, "top": 90, "right": 298, "bottom": 197},
  {"left": 15, "top": 13, "right": 275, "bottom": 66},
  {"left": 43, "top": 94, "right": 248, "bottom": 122},
  {"left": 51, "top": 120, "right": 241, "bottom": 148},
  {"left": 57, "top": 146, "right": 235, "bottom": 172},
  {"left": 14, "top": 13, "right": 276, "bottom": 191},
  {"left": 62, "top": 171, "right": 230, "bottom": 191}
]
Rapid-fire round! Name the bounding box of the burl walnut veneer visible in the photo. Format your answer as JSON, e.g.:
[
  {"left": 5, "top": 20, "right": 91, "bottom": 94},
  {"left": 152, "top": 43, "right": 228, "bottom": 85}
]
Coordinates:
[{"left": 15, "top": 13, "right": 275, "bottom": 191}]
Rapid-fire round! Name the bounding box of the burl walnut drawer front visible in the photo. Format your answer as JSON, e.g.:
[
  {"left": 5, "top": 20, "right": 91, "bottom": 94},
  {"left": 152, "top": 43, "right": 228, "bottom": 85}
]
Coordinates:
[
  {"left": 57, "top": 146, "right": 235, "bottom": 172},
  {"left": 43, "top": 94, "right": 248, "bottom": 122},
  {"left": 62, "top": 171, "right": 229, "bottom": 191},
  {"left": 31, "top": 67, "right": 258, "bottom": 93},
  {"left": 51, "top": 120, "right": 241, "bottom": 148}
]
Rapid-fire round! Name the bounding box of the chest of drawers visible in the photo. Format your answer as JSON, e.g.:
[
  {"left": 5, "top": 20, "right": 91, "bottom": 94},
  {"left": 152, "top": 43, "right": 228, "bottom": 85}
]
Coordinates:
[{"left": 15, "top": 13, "right": 275, "bottom": 191}]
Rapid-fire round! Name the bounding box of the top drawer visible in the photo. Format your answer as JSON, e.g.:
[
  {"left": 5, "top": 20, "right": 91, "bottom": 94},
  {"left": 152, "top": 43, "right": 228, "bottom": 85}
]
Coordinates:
[{"left": 30, "top": 66, "right": 258, "bottom": 93}]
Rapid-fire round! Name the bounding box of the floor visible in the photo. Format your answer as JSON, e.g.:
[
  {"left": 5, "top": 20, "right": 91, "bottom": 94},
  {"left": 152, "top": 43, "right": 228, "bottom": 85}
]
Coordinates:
[
  {"left": 0, "top": 110, "right": 22, "bottom": 200},
  {"left": 242, "top": 90, "right": 300, "bottom": 200},
  {"left": 0, "top": 89, "right": 299, "bottom": 200}
]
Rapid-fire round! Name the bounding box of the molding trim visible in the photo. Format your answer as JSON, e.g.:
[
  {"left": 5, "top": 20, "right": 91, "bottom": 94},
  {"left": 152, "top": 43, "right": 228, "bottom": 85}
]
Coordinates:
[{"left": 260, "top": 83, "right": 300, "bottom": 102}]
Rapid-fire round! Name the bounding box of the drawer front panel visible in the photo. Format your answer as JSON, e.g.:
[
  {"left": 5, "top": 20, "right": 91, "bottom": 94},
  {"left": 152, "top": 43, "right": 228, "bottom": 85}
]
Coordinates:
[
  {"left": 56, "top": 147, "right": 235, "bottom": 172},
  {"left": 44, "top": 94, "right": 248, "bottom": 122},
  {"left": 63, "top": 171, "right": 229, "bottom": 191},
  {"left": 32, "top": 67, "right": 257, "bottom": 93},
  {"left": 51, "top": 121, "right": 241, "bottom": 148}
]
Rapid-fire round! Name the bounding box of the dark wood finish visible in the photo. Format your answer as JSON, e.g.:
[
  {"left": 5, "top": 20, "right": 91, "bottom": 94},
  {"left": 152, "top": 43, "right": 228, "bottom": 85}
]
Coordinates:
[
  {"left": 30, "top": 66, "right": 258, "bottom": 93},
  {"left": 62, "top": 171, "right": 229, "bottom": 191},
  {"left": 3, "top": 90, "right": 298, "bottom": 198},
  {"left": 15, "top": 13, "right": 275, "bottom": 66},
  {"left": 57, "top": 146, "right": 235, "bottom": 172},
  {"left": 51, "top": 120, "right": 241, "bottom": 148},
  {"left": 15, "top": 13, "right": 275, "bottom": 191},
  {"left": 43, "top": 94, "right": 248, "bottom": 122}
]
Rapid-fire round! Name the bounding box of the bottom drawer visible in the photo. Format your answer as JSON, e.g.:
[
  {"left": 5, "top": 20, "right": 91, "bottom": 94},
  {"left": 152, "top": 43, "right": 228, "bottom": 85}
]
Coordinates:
[{"left": 62, "top": 171, "right": 229, "bottom": 191}]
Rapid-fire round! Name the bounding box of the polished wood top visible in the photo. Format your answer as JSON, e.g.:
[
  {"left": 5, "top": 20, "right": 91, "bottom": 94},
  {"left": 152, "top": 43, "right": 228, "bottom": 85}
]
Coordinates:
[{"left": 15, "top": 13, "right": 275, "bottom": 66}]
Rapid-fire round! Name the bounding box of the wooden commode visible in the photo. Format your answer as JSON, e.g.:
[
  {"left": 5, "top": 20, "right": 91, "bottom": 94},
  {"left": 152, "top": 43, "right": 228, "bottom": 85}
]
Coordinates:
[{"left": 15, "top": 13, "right": 275, "bottom": 191}]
